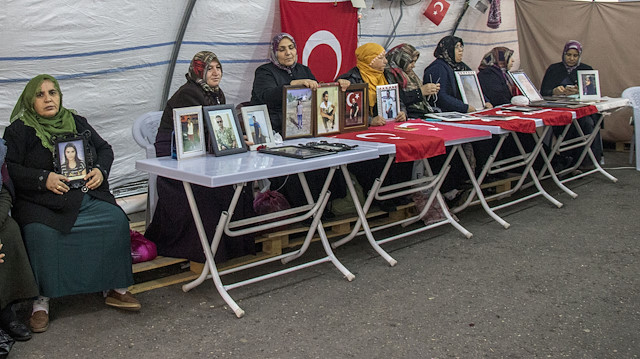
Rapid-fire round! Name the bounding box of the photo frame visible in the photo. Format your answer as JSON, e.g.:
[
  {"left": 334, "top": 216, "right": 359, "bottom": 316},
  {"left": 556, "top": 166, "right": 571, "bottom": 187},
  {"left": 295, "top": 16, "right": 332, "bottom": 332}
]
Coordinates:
[
  {"left": 173, "top": 105, "right": 205, "bottom": 160},
  {"left": 241, "top": 104, "right": 276, "bottom": 150},
  {"left": 376, "top": 84, "right": 399, "bottom": 121},
  {"left": 508, "top": 70, "right": 544, "bottom": 102},
  {"left": 341, "top": 83, "right": 368, "bottom": 133},
  {"left": 259, "top": 145, "right": 336, "bottom": 159},
  {"left": 283, "top": 85, "right": 314, "bottom": 139},
  {"left": 203, "top": 104, "right": 248, "bottom": 156},
  {"left": 455, "top": 71, "right": 485, "bottom": 111},
  {"left": 51, "top": 131, "right": 92, "bottom": 189},
  {"left": 577, "top": 70, "right": 600, "bottom": 100},
  {"left": 315, "top": 82, "right": 341, "bottom": 136},
  {"left": 425, "top": 112, "right": 480, "bottom": 122}
]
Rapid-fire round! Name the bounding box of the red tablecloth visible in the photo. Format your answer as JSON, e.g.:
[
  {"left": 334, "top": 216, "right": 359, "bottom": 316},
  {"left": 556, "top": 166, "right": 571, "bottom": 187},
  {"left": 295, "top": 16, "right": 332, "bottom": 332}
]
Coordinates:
[{"left": 380, "top": 120, "right": 491, "bottom": 143}]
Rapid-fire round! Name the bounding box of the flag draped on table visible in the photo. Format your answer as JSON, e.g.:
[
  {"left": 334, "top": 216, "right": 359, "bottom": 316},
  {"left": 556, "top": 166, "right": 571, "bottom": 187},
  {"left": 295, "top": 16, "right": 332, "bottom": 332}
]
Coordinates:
[{"left": 280, "top": 0, "right": 358, "bottom": 82}]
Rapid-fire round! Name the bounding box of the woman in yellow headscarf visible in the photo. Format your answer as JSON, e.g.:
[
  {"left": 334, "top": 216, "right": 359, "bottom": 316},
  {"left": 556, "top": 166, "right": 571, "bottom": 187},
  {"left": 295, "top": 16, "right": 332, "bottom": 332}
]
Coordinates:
[{"left": 338, "top": 43, "right": 406, "bottom": 126}]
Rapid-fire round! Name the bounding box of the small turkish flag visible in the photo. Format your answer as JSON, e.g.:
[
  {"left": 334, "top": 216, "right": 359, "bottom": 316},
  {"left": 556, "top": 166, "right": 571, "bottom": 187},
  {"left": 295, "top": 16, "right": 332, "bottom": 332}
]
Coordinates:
[{"left": 423, "top": 0, "right": 450, "bottom": 26}]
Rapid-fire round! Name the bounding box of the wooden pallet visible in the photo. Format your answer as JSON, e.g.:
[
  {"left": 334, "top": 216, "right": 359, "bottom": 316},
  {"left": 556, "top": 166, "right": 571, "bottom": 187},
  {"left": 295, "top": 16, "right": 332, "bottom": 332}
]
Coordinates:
[{"left": 615, "top": 141, "right": 631, "bottom": 152}]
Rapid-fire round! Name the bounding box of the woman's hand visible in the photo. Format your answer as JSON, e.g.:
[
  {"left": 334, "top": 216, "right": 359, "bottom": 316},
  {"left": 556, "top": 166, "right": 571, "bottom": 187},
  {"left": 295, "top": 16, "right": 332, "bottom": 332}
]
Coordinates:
[
  {"left": 337, "top": 79, "right": 351, "bottom": 91},
  {"left": 0, "top": 243, "right": 5, "bottom": 264},
  {"left": 564, "top": 85, "right": 578, "bottom": 95},
  {"left": 553, "top": 85, "right": 578, "bottom": 96},
  {"left": 84, "top": 168, "right": 104, "bottom": 191},
  {"left": 290, "top": 79, "right": 318, "bottom": 90},
  {"left": 370, "top": 116, "right": 386, "bottom": 126},
  {"left": 420, "top": 83, "right": 440, "bottom": 96},
  {"left": 484, "top": 102, "right": 493, "bottom": 109},
  {"left": 46, "top": 172, "right": 69, "bottom": 194},
  {"left": 467, "top": 105, "right": 477, "bottom": 113},
  {"left": 395, "top": 111, "right": 407, "bottom": 122}
]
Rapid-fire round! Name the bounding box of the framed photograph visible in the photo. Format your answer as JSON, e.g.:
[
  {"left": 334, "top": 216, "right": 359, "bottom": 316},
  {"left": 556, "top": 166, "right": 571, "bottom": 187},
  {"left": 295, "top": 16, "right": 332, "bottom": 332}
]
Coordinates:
[
  {"left": 315, "top": 82, "right": 341, "bottom": 136},
  {"left": 577, "top": 70, "right": 600, "bottom": 100},
  {"left": 376, "top": 84, "right": 399, "bottom": 121},
  {"left": 508, "top": 71, "right": 544, "bottom": 102},
  {"left": 52, "top": 131, "right": 92, "bottom": 189},
  {"left": 173, "top": 105, "right": 205, "bottom": 160},
  {"left": 241, "top": 104, "right": 275, "bottom": 150},
  {"left": 259, "top": 145, "right": 336, "bottom": 159},
  {"left": 283, "top": 85, "right": 314, "bottom": 139},
  {"left": 341, "top": 83, "right": 368, "bottom": 133},
  {"left": 455, "top": 71, "right": 485, "bottom": 111},
  {"left": 425, "top": 112, "right": 481, "bottom": 122},
  {"left": 203, "top": 104, "right": 248, "bottom": 156}
]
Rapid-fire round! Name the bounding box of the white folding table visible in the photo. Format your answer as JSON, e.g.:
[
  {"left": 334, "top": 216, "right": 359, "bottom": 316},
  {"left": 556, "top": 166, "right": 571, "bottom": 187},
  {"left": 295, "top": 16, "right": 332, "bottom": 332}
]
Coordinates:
[{"left": 136, "top": 140, "right": 380, "bottom": 317}]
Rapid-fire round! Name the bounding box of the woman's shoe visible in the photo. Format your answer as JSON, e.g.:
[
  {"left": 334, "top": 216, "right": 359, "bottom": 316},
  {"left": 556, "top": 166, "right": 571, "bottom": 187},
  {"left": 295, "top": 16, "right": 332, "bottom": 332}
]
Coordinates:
[
  {"left": 2, "top": 320, "right": 31, "bottom": 341},
  {"left": 29, "top": 311, "right": 49, "bottom": 333},
  {"left": 105, "top": 291, "right": 141, "bottom": 311}
]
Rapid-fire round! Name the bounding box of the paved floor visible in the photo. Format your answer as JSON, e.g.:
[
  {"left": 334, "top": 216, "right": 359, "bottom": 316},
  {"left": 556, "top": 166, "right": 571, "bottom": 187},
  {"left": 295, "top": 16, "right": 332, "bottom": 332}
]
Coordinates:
[{"left": 9, "top": 150, "right": 640, "bottom": 358}]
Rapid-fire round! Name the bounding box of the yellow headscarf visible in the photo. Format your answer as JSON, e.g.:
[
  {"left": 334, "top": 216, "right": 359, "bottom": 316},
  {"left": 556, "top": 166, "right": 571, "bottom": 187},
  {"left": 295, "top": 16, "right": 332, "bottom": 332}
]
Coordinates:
[{"left": 355, "top": 43, "right": 388, "bottom": 111}]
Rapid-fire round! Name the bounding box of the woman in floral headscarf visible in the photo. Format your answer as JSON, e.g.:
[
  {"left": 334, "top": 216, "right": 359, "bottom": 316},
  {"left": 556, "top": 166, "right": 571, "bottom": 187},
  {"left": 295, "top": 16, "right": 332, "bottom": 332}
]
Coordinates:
[
  {"left": 540, "top": 40, "right": 601, "bottom": 166},
  {"left": 384, "top": 43, "right": 440, "bottom": 118},
  {"left": 477, "top": 46, "right": 518, "bottom": 106},
  {"left": 423, "top": 36, "right": 492, "bottom": 113},
  {"left": 146, "top": 51, "right": 256, "bottom": 263}
]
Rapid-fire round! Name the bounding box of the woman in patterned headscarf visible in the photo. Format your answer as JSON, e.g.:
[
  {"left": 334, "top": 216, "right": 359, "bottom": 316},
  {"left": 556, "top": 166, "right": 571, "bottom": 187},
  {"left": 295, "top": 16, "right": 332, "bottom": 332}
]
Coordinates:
[
  {"left": 540, "top": 40, "right": 601, "bottom": 166},
  {"left": 477, "top": 46, "right": 518, "bottom": 106},
  {"left": 146, "top": 51, "right": 256, "bottom": 264},
  {"left": 384, "top": 43, "right": 440, "bottom": 118},
  {"left": 423, "top": 36, "right": 492, "bottom": 113}
]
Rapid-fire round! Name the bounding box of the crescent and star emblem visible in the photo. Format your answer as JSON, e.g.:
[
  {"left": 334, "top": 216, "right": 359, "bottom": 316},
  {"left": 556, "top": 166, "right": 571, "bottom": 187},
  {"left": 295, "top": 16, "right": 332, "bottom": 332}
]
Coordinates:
[
  {"left": 396, "top": 122, "right": 442, "bottom": 131},
  {"left": 356, "top": 133, "right": 405, "bottom": 140},
  {"left": 433, "top": 1, "right": 444, "bottom": 14},
  {"left": 302, "top": 30, "right": 342, "bottom": 80}
]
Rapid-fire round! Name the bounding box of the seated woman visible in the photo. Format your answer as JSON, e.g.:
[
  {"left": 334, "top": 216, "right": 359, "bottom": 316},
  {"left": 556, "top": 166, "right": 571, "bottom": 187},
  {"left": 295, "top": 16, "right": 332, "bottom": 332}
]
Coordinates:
[
  {"left": 145, "top": 51, "right": 255, "bottom": 263},
  {"left": 384, "top": 43, "right": 440, "bottom": 119},
  {"left": 337, "top": 43, "right": 413, "bottom": 208},
  {"left": 0, "top": 141, "right": 39, "bottom": 352},
  {"left": 3, "top": 74, "right": 139, "bottom": 334},
  {"left": 540, "top": 40, "right": 602, "bottom": 166},
  {"left": 250, "top": 33, "right": 349, "bottom": 208}
]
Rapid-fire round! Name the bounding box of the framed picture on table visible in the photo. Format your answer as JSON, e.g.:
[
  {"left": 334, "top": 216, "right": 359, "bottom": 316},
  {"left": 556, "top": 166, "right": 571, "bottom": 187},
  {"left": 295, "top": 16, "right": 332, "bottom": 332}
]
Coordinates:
[
  {"left": 203, "top": 104, "right": 247, "bottom": 156},
  {"left": 577, "top": 70, "right": 601, "bottom": 100},
  {"left": 341, "top": 83, "right": 368, "bottom": 133},
  {"left": 508, "top": 70, "right": 544, "bottom": 102},
  {"left": 376, "top": 83, "right": 399, "bottom": 121},
  {"left": 52, "top": 132, "right": 92, "bottom": 189},
  {"left": 315, "top": 82, "right": 341, "bottom": 136},
  {"left": 282, "top": 85, "right": 314, "bottom": 139},
  {"left": 455, "top": 71, "right": 485, "bottom": 111},
  {"left": 172, "top": 105, "right": 205, "bottom": 160},
  {"left": 241, "top": 104, "right": 276, "bottom": 150}
]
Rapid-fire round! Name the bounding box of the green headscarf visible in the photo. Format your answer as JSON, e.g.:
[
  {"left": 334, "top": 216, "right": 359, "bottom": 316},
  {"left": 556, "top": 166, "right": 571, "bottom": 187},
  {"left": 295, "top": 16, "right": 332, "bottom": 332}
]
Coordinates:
[{"left": 10, "top": 74, "right": 77, "bottom": 152}]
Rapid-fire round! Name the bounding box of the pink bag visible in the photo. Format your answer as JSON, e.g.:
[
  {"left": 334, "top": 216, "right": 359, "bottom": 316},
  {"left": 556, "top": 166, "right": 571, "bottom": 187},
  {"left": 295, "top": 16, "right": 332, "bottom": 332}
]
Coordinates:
[
  {"left": 130, "top": 229, "right": 157, "bottom": 264},
  {"left": 253, "top": 190, "right": 291, "bottom": 232}
]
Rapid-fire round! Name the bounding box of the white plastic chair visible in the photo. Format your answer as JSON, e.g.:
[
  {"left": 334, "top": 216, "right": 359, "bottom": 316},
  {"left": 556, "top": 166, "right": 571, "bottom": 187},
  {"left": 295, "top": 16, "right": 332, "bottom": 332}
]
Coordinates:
[
  {"left": 621, "top": 87, "right": 640, "bottom": 170},
  {"left": 132, "top": 111, "right": 163, "bottom": 227}
]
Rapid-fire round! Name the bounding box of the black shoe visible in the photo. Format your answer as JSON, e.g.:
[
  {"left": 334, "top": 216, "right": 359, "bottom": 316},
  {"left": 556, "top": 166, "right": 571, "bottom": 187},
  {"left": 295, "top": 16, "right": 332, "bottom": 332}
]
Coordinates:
[
  {"left": 0, "top": 328, "right": 14, "bottom": 358},
  {"left": 3, "top": 320, "right": 32, "bottom": 341}
]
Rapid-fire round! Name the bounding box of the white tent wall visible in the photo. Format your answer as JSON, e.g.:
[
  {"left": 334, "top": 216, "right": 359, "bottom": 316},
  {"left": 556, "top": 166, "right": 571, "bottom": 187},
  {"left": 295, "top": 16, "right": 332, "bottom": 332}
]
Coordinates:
[{"left": 0, "top": 0, "right": 518, "bottom": 190}]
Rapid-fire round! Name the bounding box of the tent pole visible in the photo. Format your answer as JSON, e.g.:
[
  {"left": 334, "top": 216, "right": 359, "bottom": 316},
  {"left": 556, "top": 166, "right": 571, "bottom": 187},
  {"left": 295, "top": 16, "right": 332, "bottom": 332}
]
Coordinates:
[
  {"left": 161, "top": 0, "right": 198, "bottom": 108},
  {"left": 451, "top": 0, "right": 470, "bottom": 36}
]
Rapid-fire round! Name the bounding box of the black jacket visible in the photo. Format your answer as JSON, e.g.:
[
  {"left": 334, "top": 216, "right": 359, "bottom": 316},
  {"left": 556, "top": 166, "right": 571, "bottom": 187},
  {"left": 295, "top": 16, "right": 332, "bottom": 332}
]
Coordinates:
[
  {"left": 4, "top": 114, "right": 118, "bottom": 233},
  {"left": 477, "top": 66, "right": 513, "bottom": 106},
  {"left": 540, "top": 62, "right": 593, "bottom": 97},
  {"left": 250, "top": 62, "right": 316, "bottom": 134}
]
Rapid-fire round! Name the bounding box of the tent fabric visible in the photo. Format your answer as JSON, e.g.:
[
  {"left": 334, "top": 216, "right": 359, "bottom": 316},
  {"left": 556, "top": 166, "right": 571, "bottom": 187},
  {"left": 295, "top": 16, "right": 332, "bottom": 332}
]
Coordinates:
[
  {"left": 515, "top": 0, "right": 638, "bottom": 142},
  {"left": 0, "top": 0, "right": 518, "bottom": 189}
]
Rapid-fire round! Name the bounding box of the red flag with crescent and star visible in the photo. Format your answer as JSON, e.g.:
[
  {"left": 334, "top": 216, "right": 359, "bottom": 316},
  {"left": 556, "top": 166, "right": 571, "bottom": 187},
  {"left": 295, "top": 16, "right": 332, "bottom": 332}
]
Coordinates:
[
  {"left": 423, "top": 0, "right": 450, "bottom": 26},
  {"left": 280, "top": 0, "right": 358, "bottom": 82}
]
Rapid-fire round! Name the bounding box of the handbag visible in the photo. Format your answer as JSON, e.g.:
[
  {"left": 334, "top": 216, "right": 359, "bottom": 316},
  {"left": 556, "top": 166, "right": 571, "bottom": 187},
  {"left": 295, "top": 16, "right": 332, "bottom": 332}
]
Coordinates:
[
  {"left": 253, "top": 189, "right": 291, "bottom": 232},
  {"left": 130, "top": 230, "right": 158, "bottom": 264}
]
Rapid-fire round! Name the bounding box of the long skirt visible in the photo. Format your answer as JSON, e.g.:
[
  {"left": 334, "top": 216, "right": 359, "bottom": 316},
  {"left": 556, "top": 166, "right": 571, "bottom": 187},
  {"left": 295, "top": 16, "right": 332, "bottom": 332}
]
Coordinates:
[
  {"left": 0, "top": 216, "right": 38, "bottom": 309},
  {"left": 22, "top": 195, "right": 133, "bottom": 298}
]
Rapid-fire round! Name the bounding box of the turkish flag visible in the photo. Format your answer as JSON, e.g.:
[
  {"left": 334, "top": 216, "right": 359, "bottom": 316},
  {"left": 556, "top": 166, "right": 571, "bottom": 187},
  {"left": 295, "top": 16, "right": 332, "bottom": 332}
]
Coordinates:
[
  {"left": 334, "top": 129, "right": 445, "bottom": 162},
  {"left": 280, "top": 0, "right": 358, "bottom": 82},
  {"left": 423, "top": 0, "right": 450, "bottom": 26}
]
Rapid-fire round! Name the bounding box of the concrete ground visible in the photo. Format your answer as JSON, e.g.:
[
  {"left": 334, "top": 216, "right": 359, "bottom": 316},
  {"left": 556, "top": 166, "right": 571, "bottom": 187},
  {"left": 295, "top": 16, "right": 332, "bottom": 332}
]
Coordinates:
[{"left": 9, "top": 150, "right": 640, "bottom": 359}]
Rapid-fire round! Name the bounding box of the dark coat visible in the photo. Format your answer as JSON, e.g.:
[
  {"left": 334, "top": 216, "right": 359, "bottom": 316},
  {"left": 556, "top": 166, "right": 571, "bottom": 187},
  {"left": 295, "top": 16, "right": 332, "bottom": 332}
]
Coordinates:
[
  {"left": 3, "top": 114, "right": 117, "bottom": 233},
  {"left": 540, "top": 62, "right": 593, "bottom": 97},
  {"left": 423, "top": 58, "right": 469, "bottom": 113},
  {"left": 250, "top": 62, "right": 316, "bottom": 134},
  {"left": 477, "top": 66, "right": 513, "bottom": 106}
]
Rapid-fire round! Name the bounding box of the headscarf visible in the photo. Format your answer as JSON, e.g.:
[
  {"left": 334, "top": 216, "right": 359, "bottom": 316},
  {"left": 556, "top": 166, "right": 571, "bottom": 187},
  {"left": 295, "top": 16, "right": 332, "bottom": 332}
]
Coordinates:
[
  {"left": 269, "top": 33, "right": 297, "bottom": 74},
  {"left": 562, "top": 40, "right": 583, "bottom": 74},
  {"left": 384, "top": 43, "right": 433, "bottom": 114},
  {"left": 478, "top": 46, "right": 518, "bottom": 96},
  {"left": 434, "top": 36, "right": 469, "bottom": 72},
  {"left": 355, "top": 43, "right": 388, "bottom": 108},
  {"left": 10, "top": 74, "right": 77, "bottom": 152},
  {"left": 187, "top": 51, "right": 224, "bottom": 96}
]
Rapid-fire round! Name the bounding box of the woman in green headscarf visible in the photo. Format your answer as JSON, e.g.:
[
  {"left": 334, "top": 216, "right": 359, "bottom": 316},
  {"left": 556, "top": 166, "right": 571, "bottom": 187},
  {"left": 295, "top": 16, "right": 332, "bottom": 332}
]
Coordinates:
[{"left": 3, "top": 74, "right": 141, "bottom": 334}]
